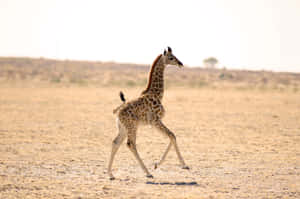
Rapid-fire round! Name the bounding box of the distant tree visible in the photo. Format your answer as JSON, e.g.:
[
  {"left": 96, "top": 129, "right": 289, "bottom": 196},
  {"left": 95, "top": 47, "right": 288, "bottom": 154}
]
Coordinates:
[{"left": 203, "top": 57, "right": 218, "bottom": 69}]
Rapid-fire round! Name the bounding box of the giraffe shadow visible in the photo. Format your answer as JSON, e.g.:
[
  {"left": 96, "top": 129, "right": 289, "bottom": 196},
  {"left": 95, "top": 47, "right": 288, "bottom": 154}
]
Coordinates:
[{"left": 146, "top": 181, "right": 198, "bottom": 186}]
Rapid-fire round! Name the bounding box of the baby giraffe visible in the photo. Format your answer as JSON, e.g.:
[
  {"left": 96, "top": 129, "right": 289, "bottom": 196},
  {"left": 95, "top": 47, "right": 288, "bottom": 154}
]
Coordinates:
[{"left": 108, "top": 47, "right": 189, "bottom": 180}]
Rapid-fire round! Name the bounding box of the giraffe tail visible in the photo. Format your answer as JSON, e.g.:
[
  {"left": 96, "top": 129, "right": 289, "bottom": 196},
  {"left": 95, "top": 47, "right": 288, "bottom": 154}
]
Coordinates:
[
  {"left": 113, "top": 91, "right": 126, "bottom": 114},
  {"left": 119, "top": 91, "right": 126, "bottom": 103}
]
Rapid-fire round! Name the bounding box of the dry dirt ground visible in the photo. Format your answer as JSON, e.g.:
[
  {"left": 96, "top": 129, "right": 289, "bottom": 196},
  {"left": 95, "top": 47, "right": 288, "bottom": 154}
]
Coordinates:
[{"left": 0, "top": 86, "right": 299, "bottom": 199}]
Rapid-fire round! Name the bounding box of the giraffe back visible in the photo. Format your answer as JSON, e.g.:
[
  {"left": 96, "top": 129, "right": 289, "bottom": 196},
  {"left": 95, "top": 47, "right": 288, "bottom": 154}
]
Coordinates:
[{"left": 117, "top": 93, "right": 165, "bottom": 126}]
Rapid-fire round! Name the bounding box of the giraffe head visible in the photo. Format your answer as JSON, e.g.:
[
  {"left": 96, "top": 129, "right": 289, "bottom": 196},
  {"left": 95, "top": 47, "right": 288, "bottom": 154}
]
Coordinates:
[{"left": 162, "top": 47, "right": 183, "bottom": 68}]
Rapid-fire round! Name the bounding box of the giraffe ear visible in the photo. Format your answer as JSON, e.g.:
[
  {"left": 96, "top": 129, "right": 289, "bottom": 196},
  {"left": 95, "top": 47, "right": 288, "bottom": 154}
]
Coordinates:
[
  {"left": 163, "top": 50, "right": 167, "bottom": 56},
  {"left": 167, "top": 46, "right": 172, "bottom": 53}
]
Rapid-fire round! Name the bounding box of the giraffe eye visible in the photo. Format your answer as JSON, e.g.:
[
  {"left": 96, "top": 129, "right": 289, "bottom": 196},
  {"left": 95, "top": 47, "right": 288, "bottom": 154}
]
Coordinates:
[{"left": 169, "top": 57, "right": 174, "bottom": 60}]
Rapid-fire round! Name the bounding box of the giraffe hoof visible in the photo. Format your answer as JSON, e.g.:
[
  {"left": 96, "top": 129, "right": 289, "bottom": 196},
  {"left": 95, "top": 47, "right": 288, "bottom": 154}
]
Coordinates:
[
  {"left": 146, "top": 174, "right": 154, "bottom": 178},
  {"left": 154, "top": 163, "right": 158, "bottom": 169},
  {"left": 182, "top": 165, "right": 190, "bottom": 170}
]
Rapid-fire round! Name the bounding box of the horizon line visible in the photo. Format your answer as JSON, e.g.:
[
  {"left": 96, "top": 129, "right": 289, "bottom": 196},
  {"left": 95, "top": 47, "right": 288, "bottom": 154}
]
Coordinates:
[{"left": 0, "top": 55, "right": 299, "bottom": 74}]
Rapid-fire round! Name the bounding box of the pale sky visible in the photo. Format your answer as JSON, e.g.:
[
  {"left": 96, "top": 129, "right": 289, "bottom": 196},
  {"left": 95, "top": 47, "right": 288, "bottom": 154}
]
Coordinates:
[{"left": 1, "top": 0, "right": 300, "bottom": 72}]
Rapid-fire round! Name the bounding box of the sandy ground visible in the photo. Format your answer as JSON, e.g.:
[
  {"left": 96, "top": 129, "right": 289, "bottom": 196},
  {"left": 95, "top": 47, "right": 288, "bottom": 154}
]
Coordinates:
[{"left": 0, "top": 86, "right": 299, "bottom": 198}]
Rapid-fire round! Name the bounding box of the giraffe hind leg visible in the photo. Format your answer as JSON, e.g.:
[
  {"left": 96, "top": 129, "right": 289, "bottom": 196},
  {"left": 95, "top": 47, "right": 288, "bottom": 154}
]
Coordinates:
[
  {"left": 126, "top": 127, "right": 153, "bottom": 178},
  {"left": 108, "top": 119, "right": 126, "bottom": 180}
]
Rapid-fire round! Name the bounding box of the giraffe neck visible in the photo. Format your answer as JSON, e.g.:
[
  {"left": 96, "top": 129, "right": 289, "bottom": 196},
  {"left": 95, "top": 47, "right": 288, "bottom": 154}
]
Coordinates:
[{"left": 142, "top": 54, "right": 165, "bottom": 100}]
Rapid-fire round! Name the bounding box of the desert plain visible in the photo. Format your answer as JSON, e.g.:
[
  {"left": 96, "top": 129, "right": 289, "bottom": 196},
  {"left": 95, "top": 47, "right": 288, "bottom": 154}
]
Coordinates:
[{"left": 0, "top": 57, "right": 300, "bottom": 198}]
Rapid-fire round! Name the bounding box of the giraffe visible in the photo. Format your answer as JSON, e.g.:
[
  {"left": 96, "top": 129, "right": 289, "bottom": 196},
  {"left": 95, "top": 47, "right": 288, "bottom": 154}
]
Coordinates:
[{"left": 108, "top": 47, "right": 189, "bottom": 180}]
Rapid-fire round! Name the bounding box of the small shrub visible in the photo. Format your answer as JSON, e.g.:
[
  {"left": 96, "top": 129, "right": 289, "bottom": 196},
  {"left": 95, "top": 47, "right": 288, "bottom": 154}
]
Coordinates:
[
  {"left": 293, "top": 87, "right": 299, "bottom": 93},
  {"left": 125, "top": 80, "right": 136, "bottom": 87},
  {"left": 219, "top": 72, "right": 233, "bottom": 80},
  {"left": 198, "top": 80, "right": 208, "bottom": 87},
  {"left": 69, "top": 77, "right": 87, "bottom": 85},
  {"left": 261, "top": 77, "right": 268, "bottom": 84},
  {"left": 51, "top": 77, "right": 61, "bottom": 83}
]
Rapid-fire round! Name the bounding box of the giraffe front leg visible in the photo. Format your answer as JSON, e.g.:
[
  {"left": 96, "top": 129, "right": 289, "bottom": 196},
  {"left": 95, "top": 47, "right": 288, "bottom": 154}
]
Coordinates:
[{"left": 153, "top": 120, "right": 189, "bottom": 170}]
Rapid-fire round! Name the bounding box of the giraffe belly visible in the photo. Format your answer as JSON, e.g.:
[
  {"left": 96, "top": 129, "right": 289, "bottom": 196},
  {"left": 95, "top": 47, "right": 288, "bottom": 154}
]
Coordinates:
[{"left": 142, "top": 107, "right": 165, "bottom": 124}]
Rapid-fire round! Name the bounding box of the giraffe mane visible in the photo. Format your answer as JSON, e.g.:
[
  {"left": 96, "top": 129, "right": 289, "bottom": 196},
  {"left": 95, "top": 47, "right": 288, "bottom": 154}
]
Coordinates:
[{"left": 142, "top": 54, "right": 162, "bottom": 94}]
